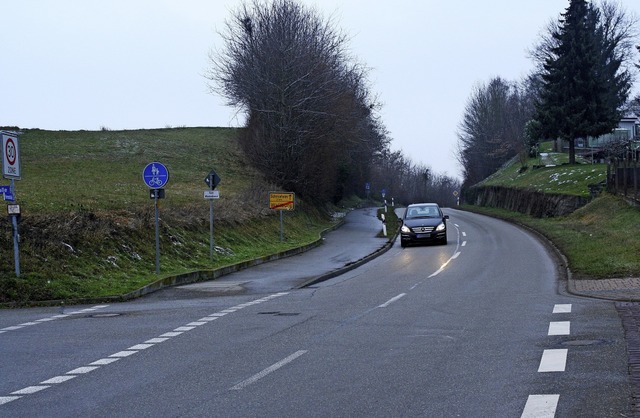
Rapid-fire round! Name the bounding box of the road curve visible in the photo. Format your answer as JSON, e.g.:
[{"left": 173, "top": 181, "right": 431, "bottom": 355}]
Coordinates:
[{"left": 0, "top": 208, "right": 632, "bottom": 417}]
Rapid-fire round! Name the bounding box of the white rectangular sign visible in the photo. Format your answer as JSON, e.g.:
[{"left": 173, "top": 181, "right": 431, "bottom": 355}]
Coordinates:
[
  {"left": 1, "top": 132, "right": 21, "bottom": 179},
  {"left": 204, "top": 190, "right": 220, "bottom": 200}
]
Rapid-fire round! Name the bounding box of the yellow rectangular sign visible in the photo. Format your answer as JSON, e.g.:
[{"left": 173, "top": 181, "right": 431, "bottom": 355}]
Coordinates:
[{"left": 269, "top": 192, "right": 295, "bottom": 210}]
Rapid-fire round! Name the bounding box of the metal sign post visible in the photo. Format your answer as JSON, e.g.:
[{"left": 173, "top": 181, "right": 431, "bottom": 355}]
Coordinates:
[
  {"left": 279, "top": 210, "right": 284, "bottom": 241},
  {"left": 204, "top": 170, "right": 221, "bottom": 260},
  {"left": 143, "top": 162, "right": 169, "bottom": 274},
  {"left": 149, "top": 188, "right": 166, "bottom": 274},
  {"left": 269, "top": 192, "right": 295, "bottom": 241},
  {"left": 209, "top": 197, "right": 214, "bottom": 258},
  {"left": 2, "top": 131, "right": 21, "bottom": 277},
  {"left": 8, "top": 198, "right": 20, "bottom": 277},
  {"left": 154, "top": 192, "right": 160, "bottom": 274}
]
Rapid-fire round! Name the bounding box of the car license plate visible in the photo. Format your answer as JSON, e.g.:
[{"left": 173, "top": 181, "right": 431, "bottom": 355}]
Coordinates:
[{"left": 416, "top": 233, "right": 430, "bottom": 239}]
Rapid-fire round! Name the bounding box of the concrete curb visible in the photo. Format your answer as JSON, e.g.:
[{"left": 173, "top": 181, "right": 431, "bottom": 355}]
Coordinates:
[
  {"left": 296, "top": 229, "right": 400, "bottom": 289},
  {"left": 459, "top": 206, "right": 640, "bottom": 302},
  {"left": 566, "top": 278, "right": 640, "bottom": 302},
  {"left": 2, "top": 219, "right": 349, "bottom": 308},
  {"left": 510, "top": 222, "right": 640, "bottom": 302}
]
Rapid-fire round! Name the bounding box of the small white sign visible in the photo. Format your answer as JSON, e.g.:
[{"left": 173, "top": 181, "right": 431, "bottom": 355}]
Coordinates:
[
  {"left": 204, "top": 190, "right": 220, "bottom": 200},
  {"left": 7, "top": 204, "right": 20, "bottom": 215}
]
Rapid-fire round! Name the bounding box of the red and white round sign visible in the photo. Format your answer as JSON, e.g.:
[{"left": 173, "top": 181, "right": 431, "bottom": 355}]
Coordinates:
[
  {"left": 5, "top": 137, "right": 16, "bottom": 165},
  {"left": 2, "top": 133, "right": 20, "bottom": 179}
]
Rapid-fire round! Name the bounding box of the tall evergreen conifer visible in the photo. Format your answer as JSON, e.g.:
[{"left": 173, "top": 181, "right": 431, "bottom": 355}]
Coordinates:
[{"left": 534, "top": 0, "right": 631, "bottom": 164}]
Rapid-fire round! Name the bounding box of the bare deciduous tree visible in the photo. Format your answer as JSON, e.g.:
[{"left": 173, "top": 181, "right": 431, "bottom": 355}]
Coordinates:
[
  {"left": 369, "top": 148, "right": 460, "bottom": 207},
  {"left": 456, "top": 77, "right": 534, "bottom": 189},
  {"left": 207, "top": 0, "right": 387, "bottom": 203}
]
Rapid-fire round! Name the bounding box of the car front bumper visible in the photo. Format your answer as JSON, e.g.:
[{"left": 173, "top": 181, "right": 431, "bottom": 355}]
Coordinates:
[{"left": 400, "top": 230, "right": 446, "bottom": 244}]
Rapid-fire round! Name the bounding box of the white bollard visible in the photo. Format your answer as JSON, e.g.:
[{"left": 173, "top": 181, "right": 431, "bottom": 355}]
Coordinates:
[{"left": 381, "top": 214, "right": 387, "bottom": 237}]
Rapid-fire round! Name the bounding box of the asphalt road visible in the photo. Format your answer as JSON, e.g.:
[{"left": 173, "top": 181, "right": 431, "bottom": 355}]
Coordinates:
[{"left": 0, "top": 208, "right": 633, "bottom": 417}]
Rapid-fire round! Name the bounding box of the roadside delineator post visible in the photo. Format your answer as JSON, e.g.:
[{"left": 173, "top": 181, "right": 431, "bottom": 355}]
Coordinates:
[{"left": 381, "top": 214, "right": 387, "bottom": 237}]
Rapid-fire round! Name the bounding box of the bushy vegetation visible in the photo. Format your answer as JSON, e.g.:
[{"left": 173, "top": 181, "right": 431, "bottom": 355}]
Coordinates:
[
  {"left": 530, "top": 0, "right": 633, "bottom": 164},
  {"left": 208, "top": 0, "right": 460, "bottom": 207},
  {"left": 457, "top": 0, "right": 637, "bottom": 192},
  {"left": 466, "top": 144, "right": 640, "bottom": 280},
  {"left": 465, "top": 194, "right": 640, "bottom": 280},
  {"left": 457, "top": 77, "right": 536, "bottom": 190},
  {"left": 0, "top": 127, "right": 338, "bottom": 305},
  {"left": 209, "top": 0, "right": 387, "bottom": 204}
]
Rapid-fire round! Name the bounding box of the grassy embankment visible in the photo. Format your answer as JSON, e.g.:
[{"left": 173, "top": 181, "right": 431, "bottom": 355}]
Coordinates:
[
  {"left": 466, "top": 146, "right": 640, "bottom": 280},
  {"left": 0, "top": 127, "right": 352, "bottom": 304}
]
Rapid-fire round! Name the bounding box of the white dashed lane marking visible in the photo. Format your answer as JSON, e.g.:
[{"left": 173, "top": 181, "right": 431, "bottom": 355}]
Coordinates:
[
  {"left": 553, "top": 304, "right": 572, "bottom": 314},
  {"left": 90, "top": 358, "right": 119, "bottom": 366},
  {"left": 67, "top": 366, "right": 99, "bottom": 374},
  {"left": 41, "top": 376, "right": 76, "bottom": 384},
  {"left": 523, "top": 304, "right": 573, "bottom": 416},
  {"left": 378, "top": 293, "right": 406, "bottom": 308},
  {"left": 110, "top": 351, "right": 137, "bottom": 358},
  {"left": 0, "top": 305, "right": 109, "bottom": 334},
  {"left": 0, "top": 292, "right": 290, "bottom": 407},
  {"left": 230, "top": 350, "right": 308, "bottom": 391},
  {"left": 11, "top": 386, "right": 49, "bottom": 395},
  {"left": 0, "top": 397, "right": 21, "bottom": 406},
  {"left": 428, "top": 252, "right": 461, "bottom": 278},
  {"left": 521, "top": 394, "right": 559, "bottom": 418},
  {"left": 548, "top": 321, "right": 570, "bottom": 336},
  {"left": 538, "top": 349, "right": 568, "bottom": 372}
]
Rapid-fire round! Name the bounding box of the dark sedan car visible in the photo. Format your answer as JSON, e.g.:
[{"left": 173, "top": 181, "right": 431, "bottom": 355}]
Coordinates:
[{"left": 400, "top": 203, "right": 449, "bottom": 247}]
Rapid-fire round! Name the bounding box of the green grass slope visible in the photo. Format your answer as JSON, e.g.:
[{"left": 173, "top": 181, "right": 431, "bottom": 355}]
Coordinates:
[
  {"left": 467, "top": 146, "right": 640, "bottom": 280},
  {"left": 480, "top": 151, "right": 606, "bottom": 197},
  {"left": 466, "top": 195, "right": 640, "bottom": 280},
  {"left": 0, "top": 128, "right": 338, "bottom": 304}
]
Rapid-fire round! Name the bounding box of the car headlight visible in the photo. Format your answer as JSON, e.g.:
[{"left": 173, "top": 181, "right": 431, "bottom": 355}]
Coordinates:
[
  {"left": 401, "top": 225, "right": 411, "bottom": 233},
  {"left": 435, "top": 222, "right": 446, "bottom": 232}
]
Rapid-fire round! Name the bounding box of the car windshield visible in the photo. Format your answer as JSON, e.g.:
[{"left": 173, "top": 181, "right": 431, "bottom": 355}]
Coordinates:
[{"left": 406, "top": 206, "right": 439, "bottom": 219}]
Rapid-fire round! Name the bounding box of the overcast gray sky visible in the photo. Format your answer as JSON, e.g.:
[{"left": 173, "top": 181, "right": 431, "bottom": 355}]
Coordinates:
[{"left": 2, "top": 0, "right": 639, "bottom": 179}]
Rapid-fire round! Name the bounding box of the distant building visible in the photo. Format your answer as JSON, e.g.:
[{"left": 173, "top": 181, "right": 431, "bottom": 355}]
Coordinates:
[{"left": 556, "top": 113, "right": 640, "bottom": 162}]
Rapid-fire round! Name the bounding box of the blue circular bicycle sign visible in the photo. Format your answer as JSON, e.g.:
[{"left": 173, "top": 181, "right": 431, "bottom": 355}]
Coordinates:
[{"left": 143, "top": 162, "right": 169, "bottom": 188}]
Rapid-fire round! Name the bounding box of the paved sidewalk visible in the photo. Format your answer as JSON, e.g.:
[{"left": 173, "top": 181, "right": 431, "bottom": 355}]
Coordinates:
[
  {"left": 568, "top": 277, "right": 640, "bottom": 302},
  {"left": 520, "top": 212, "right": 640, "bottom": 303},
  {"left": 171, "top": 204, "right": 640, "bottom": 303},
  {"left": 148, "top": 207, "right": 393, "bottom": 299}
]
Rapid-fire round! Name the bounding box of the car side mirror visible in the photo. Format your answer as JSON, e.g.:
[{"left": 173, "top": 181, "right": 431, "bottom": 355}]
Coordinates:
[{"left": 443, "top": 215, "right": 449, "bottom": 220}]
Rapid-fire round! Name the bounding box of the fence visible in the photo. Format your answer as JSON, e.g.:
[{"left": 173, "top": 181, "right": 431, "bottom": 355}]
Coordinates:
[{"left": 607, "top": 159, "right": 640, "bottom": 202}]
